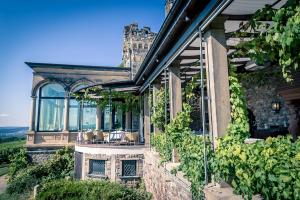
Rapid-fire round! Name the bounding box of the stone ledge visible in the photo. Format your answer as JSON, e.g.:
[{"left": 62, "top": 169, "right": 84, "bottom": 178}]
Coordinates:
[{"left": 204, "top": 183, "right": 262, "bottom": 200}]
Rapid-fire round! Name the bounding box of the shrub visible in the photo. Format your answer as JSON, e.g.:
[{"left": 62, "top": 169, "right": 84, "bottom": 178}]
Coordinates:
[
  {"left": 0, "top": 140, "right": 25, "bottom": 164},
  {"left": 213, "top": 135, "right": 300, "bottom": 200},
  {"left": 7, "top": 147, "right": 74, "bottom": 194},
  {"left": 8, "top": 149, "right": 30, "bottom": 180},
  {"left": 36, "top": 179, "right": 152, "bottom": 200}
]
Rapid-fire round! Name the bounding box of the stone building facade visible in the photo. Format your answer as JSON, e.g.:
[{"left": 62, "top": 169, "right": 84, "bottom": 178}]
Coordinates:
[
  {"left": 122, "top": 23, "right": 156, "bottom": 79},
  {"left": 75, "top": 145, "right": 144, "bottom": 187}
]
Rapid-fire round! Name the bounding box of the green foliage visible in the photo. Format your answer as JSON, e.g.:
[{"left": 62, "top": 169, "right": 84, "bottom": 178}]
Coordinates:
[
  {"left": 213, "top": 68, "right": 300, "bottom": 199},
  {"left": 227, "top": 70, "right": 250, "bottom": 139},
  {"left": 151, "top": 133, "right": 172, "bottom": 162},
  {"left": 7, "top": 147, "right": 74, "bottom": 194},
  {"left": 213, "top": 135, "right": 300, "bottom": 200},
  {"left": 0, "top": 140, "right": 25, "bottom": 164},
  {"left": 36, "top": 179, "right": 152, "bottom": 200},
  {"left": 151, "top": 74, "right": 213, "bottom": 199},
  {"left": 8, "top": 149, "right": 29, "bottom": 180},
  {"left": 151, "top": 88, "right": 168, "bottom": 130},
  {"left": 234, "top": 0, "right": 300, "bottom": 82},
  {"left": 237, "top": 68, "right": 282, "bottom": 87},
  {"left": 73, "top": 88, "right": 140, "bottom": 113}
]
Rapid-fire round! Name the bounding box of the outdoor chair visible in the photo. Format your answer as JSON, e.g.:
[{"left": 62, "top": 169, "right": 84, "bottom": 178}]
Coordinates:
[
  {"left": 83, "top": 131, "right": 94, "bottom": 143},
  {"left": 93, "top": 130, "right": 104, "bottom": 143},
  {"left": 125, "top": 132, "right": 138, "bottom": 145}
]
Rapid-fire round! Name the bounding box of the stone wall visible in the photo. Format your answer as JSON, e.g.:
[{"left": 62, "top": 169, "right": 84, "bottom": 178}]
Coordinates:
[
  {"left": 243, "top": 80, "right": 290, "bottom": 129},
  {"left": 144, "top": 150, "right": 192, "bottom": 200},
  {"left": 82, "top": 152, "right": 144, "bottom": 187},
  {"left": 27, "top": 150, "right": 56, "bottom": 164}
]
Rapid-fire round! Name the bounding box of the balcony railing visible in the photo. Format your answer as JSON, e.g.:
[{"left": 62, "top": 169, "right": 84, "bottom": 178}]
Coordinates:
[{"left": 76, "top": 130, "right": 144, "bottom": 146}]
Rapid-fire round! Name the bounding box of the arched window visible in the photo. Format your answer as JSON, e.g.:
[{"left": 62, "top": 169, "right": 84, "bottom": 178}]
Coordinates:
[
  {"left": 38, "top": 83, "right": 65, "bottom": 131},
  {"left": 144, "top": 43, "right": 148, "bottom": 50}
]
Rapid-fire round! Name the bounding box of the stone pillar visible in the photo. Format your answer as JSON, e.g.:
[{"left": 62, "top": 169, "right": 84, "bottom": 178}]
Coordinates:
[
  {"left": 152, "top": 78, "right": 161, "bottom": 134},
  {"left": 144, "top": 93, "right": 151, "bottom": 146},
  {"left": 168, "top": 60, "right": 182, "bottom": 163},
  {"left": 63, "top": 95, "right": 70, "bottom": 132},
  {"left": 27, "top": 96, "right": 37, "bottom": 144},
  {"left": 62, "top": 94, "right": 70, "bottom": 143},
  {"left": 204, "top": 17, "right": 231, "bottom": 144},
  {"left": 29, "top": 96, "right": 37, "bottom": 132},
  {"left": 96, "top": 107, "right": 102, "bottom": 131},
  {"left": 125, "top": 111, "right": 132, "bottom": 130},
  {"left": 169, "top": 61, "right": 182, "bottom": 120}
]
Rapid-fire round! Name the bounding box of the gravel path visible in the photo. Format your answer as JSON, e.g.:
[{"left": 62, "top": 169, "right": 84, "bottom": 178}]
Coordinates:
[{"left": 0, "top": 175, "right": 7, "bottom": 194}]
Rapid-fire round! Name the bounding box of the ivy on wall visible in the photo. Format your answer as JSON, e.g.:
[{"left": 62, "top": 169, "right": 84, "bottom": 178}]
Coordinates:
[{"left": 213, "top": 68, "right": 300, "bottom": 199}]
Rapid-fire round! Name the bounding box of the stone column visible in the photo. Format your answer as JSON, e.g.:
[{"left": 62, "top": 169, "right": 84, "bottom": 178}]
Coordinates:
[
  {"left": 204, "top": 17, "right": 231, "bottom": 144},
  {"left": 125, "top": 111, "right": 132, "bottom": 130},
  {"left": 62, "top": 94, "right": 70, "bottom": 143},
  {"left": 144, "top": 93, "right": 151, "bottom": 146},
  {"left": 168, "top": 60, "right": 182, "bottom": 163},
  {"left": 96, "top": 107, "right": 102, "bottom": 131},
  {"left": 27, "top": 96, "right": 37, "bottom": 144},
  {"left": 63, "top": 95, "right": 70, "bottom": 132},
  {"left": 29, "top": 96, "right": 37, "bottom": 132},
  {"left": 152, "top": 78, "right": 161, "bottom": 134},
  {"left": 169, "top": 61, "right": 182, "bottom": 120}
]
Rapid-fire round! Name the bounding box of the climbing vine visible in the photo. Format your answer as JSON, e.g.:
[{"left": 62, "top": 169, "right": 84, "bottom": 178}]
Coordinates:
[
  {"left": 151, "top": 88, "right": 168, "bottom": 130},
  {"left": 72, "top": 87, "right": 140, "bottom": 113},
  {"left": 151, "top": 74, "right": 212, "bottom": 199},
  {"left": 212, "top": 68, "right": 300, "bottom": 199},
  {"left": 233, "top": 0, "right": 300, "bottom": 82},
  {"left": 226, "top": 68, "right": 250, "bottom": 140}
]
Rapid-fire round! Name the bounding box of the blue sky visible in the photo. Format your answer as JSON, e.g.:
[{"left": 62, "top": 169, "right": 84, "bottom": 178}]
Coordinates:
[{"left": 0, "top": 0, "right": 165, "bottom": 126}]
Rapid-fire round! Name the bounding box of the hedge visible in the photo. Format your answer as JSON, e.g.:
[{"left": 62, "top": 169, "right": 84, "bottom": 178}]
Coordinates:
[{"left": 37, "top": 179, "right": 152, "bottom": 200}]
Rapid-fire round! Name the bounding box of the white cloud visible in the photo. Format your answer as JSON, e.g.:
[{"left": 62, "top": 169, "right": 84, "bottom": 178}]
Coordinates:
[{"left": 0, "top": 113, "right": 9, "bottom": 117}]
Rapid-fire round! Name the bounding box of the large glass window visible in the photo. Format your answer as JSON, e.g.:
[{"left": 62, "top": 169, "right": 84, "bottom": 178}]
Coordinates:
[
  {"left": 82, "top": 103, "right": 96, "bottom": 130},
  {"left": 38, "top": 83, "right": 65, "bottom": 131},
  {"left": 69, "top": 100, "right": 96, "bottom": 131},
  {"left": 103, "top": 103, "right": 125, "bottom": 130},
  {"left": 69, "top": 100, "right": 80, "bottom": 131}
]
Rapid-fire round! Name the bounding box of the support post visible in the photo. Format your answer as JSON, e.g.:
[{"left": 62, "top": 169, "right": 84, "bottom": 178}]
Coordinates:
[
  {"left": 204, "top": 17, "right": 231, "bottom": 144},
  {"left": 96, "top": 107, "right": 102, "bottom": 131},
  {"left": 168, "top": 60, "right": 182, "bottom": 163},
  {"left": 125, "top": 111, "right": 132, "bottom": 130},
  {"left": 62, "top": 94, "right": 70, "bottom": 142},
  {"left": 144, "top": 93, "right": 151, "bottom": 146},
  {"left": 27, "top": 96, "right": 37, "bottom": 144}
]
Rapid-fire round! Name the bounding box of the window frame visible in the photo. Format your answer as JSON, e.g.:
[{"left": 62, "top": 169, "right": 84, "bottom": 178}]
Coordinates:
[
  {"left": 121, "top": 160, "right": 137, "bottom": 178},
  {"left": 37, "top": 84, "right": 66, "bottom": 132},
  {"left": 88, "top": 159, "right": 106, "bottom": 177}
]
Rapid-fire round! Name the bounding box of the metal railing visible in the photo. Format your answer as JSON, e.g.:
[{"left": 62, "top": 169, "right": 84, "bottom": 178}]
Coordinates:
[{"left": 76, "top": 130, "right": 144, "bottom": 146}]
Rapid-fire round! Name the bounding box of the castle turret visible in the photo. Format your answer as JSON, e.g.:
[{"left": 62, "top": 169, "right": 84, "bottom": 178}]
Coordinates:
[{"left": 122, "top": 23, "right": 156, "bottom": 79}]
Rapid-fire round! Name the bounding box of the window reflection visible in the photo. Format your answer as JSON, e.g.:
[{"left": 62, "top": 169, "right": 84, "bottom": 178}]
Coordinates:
[{"left": 38, "top": 83, "right": 65, "bottom": 131}]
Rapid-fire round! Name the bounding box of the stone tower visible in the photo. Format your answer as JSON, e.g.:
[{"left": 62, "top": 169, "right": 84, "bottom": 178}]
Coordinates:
[
  {"left": 122, "top": 23, "right": 156, "bottom": 79},
  {"left": 165, "top": 0, "right": 175, "bottom": 17}
]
